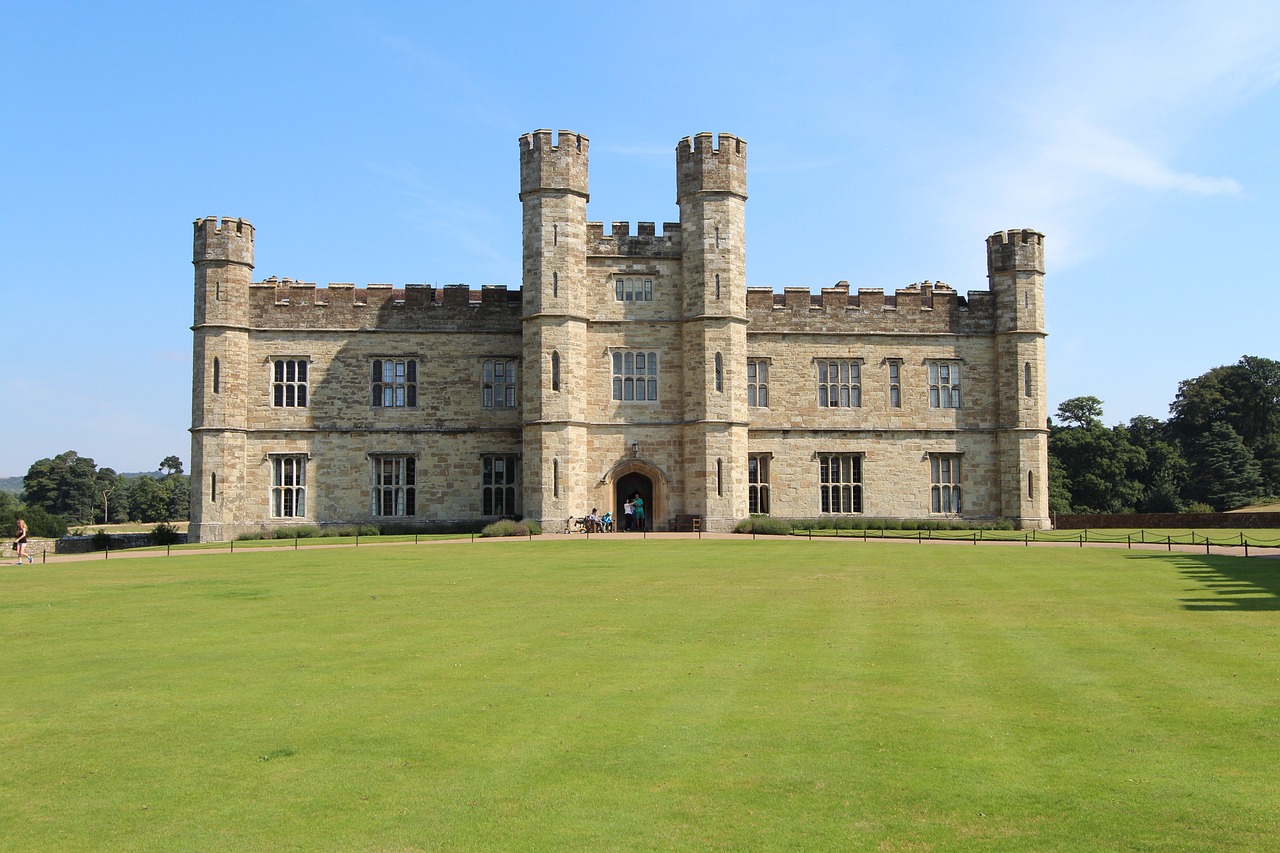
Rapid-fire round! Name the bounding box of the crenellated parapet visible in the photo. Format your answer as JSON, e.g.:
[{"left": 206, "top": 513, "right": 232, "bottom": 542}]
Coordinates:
[
  {"left": 587, "top": 221, "right": 683, "bottom": 258},
  {"left": 193, "top": 216, "right": 254, "bottom": 265},
  {"left": 519, "top": 128, "right": 589, "bottom": 200},
  {"left": 986, "top": 228, "right": 1044, "bottom": 274},
  {"left": 676, "top": 132, "right": 746, "bottom": 200},
  {"left": 244, "top": 279, "right": 522, "bottom": 332},
  {"left": 746, "top": 281, "right": 995, "bottom": 334}
]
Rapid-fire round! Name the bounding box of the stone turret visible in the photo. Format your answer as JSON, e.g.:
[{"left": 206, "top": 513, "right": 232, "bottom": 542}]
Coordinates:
[
  {"left": 190, "top": 216, "right": 256, "bottom": 543},
  {"left": 520, "top": 130, "right": 591, "bottom": 527},
  {"left": 987, "top": 228, "right": 1049, "bottom": 529},
  {"left": 676, "top": 133, "right": 749, "bottom": 530}
]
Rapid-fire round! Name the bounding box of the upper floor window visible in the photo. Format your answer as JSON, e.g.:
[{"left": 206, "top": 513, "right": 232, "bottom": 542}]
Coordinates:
[
  {"left": 748, "top": 453, "right": 770, "bottom": 515},
  {"left": 819, "top": 453, "right": 862, "bottom": 514},
  {"left": 748, "top": 359, "right": 769, "bottom": 407},
  {"left": 551, "top": 351, "right": 561, "bottom": 392},
  {"left": 928, "top": 361, "right": 961, "bottom": 408},
  {"left": 372, "top": 455, "right": 416, "bottom": 517},
  {"left": 483, "top": 359, "right": 517, "bottom": 408},
  {"left": 888, "top": 361, "right": 901, "bottom": 408},
  {"left": 1024, "top": 362, "right": 1033, "bottom": 398},
  {"left": 931, "top": 455, "right": 961, "bottom": 513},
  {"left": 270, "top": 455, "right": 307, "bottom": 518},
  {"left": 818, "top": 360, "right": 861, "bottom": 408},
  {"left": 272, "top": 358, "right": 308, "bottom": 407},
  {"left": 615, "top": 276, "right": 653, "bottom": 302},
  {"left": 714, "top": 352, "right": 723, "bottom": 393},
  {"left": 612, "top": 351, "right": 658, "bottom": 402},
  {"left": 372, "top": 359, "right": 417, "bottom": 408},
  {"left": 482, "top": 454, "right": 519, "bottom": 516}
]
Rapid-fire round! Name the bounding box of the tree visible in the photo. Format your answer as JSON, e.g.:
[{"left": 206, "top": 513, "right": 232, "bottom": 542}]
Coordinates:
[
  {"left": 1185, "top": 423, "right": 1264, "bottom": 510},
  {"left": 127, "top": 476, "right": 168, "bottom": 523},
  {"left": 1049, "top": 400, "right": 1146, "bottom": 513},
  {"left": 1126, "top": 416, "right": 1189, "bottom": 513},
  {"left": 1171, "top": 356, "right": 1280, "bottom": 497},
  {"left": 159, "top": 456, "right": 184, "bottom": 477},
  {"left": 1056, "top": 396, "right": 1104, "bottom": 429},
  {"left": 23, "top": 451, "right": 100, "bottom": 525}
]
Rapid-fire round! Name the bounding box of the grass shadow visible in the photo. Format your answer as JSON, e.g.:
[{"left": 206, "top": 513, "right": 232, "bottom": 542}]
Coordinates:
[{"left": 1146, "top": 552, "right": 1280, "bottom": 611}]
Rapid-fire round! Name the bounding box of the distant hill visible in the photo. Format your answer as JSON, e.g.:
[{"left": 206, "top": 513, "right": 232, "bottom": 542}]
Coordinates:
[{"left": 0, "top": 471, "right": 167, "bottom": 496}]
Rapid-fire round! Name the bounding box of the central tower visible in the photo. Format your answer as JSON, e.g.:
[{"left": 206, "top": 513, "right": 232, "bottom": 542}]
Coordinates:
[{"left": 677, "top": 133, "right": 749, "bottom": 529}]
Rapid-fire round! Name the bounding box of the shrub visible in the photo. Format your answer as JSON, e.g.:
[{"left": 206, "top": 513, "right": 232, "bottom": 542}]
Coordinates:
[
  {"left": 734, "top": 516, "right": 793, "bottom": 535},
  {"left": 151, "top": 523, "right": 181, "bottom": 546},
  {"left": 91, "top": 529, "right": 112, "bottom": 551},
  {"left": 1184, "top": 502, "right": 1214, "bottom": 514},
  {"left": 481, "top": 519, "right": 539, "bottom": 537}
]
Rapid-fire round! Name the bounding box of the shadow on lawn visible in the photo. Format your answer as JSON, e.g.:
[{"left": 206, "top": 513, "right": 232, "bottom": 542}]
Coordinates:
[{"left": 1144, "top": 552, "right": 1280, "bottom": 611}]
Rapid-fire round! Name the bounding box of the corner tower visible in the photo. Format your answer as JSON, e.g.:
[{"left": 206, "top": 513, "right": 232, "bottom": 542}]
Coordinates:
[
  {"left": 987, "top": 228, "right": 1049, "bottom": 529},
  {"left": 520, "top": 130, "right": 590, "bottom": 528},
  {"left": 190, "top": 216, "right": 254, "bottom": 543},
  {"left": 676, "top": 133, "right": 749, "bottom": 530}
]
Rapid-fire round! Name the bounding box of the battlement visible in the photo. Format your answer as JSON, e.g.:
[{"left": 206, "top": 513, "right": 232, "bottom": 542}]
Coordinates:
[
  {"left": 986, "top": 228, "right": 1045, "bottom": 274},
  {"left": 586, "top": 221, "right": 683, "bottom": 257},
  {"left": 676, "top": 132, "right": 747, "bottom": 199},
  {"left": 244, "top": 278, "right": 522, "bottom": 331},
  {"left": 193, "top": 216, "right": 254, "bottom": 265},
  {"left": 519, "top": 128, "right": 589, "bottom": 199},
  {"left": 746, "top": 281, "right": 993, "bottom": 334}
]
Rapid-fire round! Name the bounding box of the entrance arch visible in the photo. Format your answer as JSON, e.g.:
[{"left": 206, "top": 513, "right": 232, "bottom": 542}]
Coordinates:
[{"left": 609, "top": 461, "right": 665, "bottom": 527}]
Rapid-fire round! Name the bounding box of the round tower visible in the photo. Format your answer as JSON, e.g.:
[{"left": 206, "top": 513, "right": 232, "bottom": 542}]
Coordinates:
[
  {"left": 676, "top": 133, "right": 749, "bottom": 531},
  {"left": 190, "top": 216, "right": 254, "bottom": 542},
  {"left": 987, "top": 228, "right": 1049, "bottom": 529},
  {"left": 519, "top": 130, "right": 590, "bottom": 529}
]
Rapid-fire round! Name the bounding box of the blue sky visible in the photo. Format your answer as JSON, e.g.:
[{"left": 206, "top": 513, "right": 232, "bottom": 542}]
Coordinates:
[{"left": 1, "top": 0, "right": 1277, "bottom": 476}]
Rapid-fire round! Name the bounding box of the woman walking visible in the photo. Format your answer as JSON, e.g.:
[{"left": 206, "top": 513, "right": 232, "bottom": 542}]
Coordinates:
[{"left": 14, "top": 518, "right": 31, "bottom": 564}]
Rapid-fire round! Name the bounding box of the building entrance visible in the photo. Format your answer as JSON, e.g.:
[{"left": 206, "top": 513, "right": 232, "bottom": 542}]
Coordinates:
[{"left": 615, "top": 472, "right": 653, "bottom": 531}]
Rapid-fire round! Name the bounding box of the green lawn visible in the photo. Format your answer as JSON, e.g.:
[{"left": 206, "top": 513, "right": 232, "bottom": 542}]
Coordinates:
[{"left": 2, "top": 540, "right": 1278, "bottom": 851}]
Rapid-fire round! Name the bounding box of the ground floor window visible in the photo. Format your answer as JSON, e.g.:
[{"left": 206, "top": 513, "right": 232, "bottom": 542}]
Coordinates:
[
  {"left": 483, "top": 454, "right": 519, "bottom": 516},
  {"left": 819, "top": 453, "right": 862, "bottom": 513},
  {"left": 931, "top": 455, "right": 961, "bottom": 513},
  {"left": 372, "top": 455, "right": 416, "bottom": 516},
  {"left": 748, "top": 453, "right": 770, "bottom": 514},
  {"left": 271, "top": 455, "right": 306, "bottom": 517}
]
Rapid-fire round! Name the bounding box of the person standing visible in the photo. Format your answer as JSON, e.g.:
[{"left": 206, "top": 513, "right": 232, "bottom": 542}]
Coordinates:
[
  {"left": 14, "top": 518, "right": 30, "bottom": 565},
  {"left": 623, "top": 497, "right": 635, "bottom": 531},
  {"left": 632, "top": 494, "right": 645, "bottom": 532}
]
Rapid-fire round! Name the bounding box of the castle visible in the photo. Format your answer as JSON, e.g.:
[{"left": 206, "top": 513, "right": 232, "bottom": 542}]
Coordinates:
[{"left": 188, "top": 129, "right": 1049, "bottom": 542}]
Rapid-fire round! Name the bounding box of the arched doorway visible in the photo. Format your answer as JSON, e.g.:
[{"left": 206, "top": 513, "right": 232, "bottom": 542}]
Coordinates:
[{"left": 615, "top": 471, "right": 654, "bottom": 531}]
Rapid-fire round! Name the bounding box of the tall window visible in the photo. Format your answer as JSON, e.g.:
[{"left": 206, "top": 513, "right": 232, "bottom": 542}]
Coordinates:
[
  {"left": 482, "top": 454, "right": 519, "bottom": 516},
  {"left": 213, "top": 357, "right": 220, "bottom": 394},
  {"left": 714, "top": 353, "right": 723, "bottom": 392},
  {"left": 551, "top": 351, "right": 561, "bottom": 392},
  {"left": 372, "top": 456, "right": 416, "bottom": 517},
  {"left": 748, "top": 453, "right": 770, "bottom": 514},
  {"left": 748, "top": 360, "right": 769, "bottom": 407},
  {"left": 818, "top": 360, "right": 861, "bottom": 407},
  {"left": 372, "top": 359, "right": 417, "bottom": 407},
  {"left": 271, "top": 456, "right": 306, "bottom": 518},
  {"left": 612, "top": 351, "right": 658, "bottom": 402},
  {"left": 888, "top": 361, "right": 901, "bottom": 408},
  {"left": 483, "top": 359, "right": 517, "bottom": 408},
  {"left": 931, "top": 455, "right": 961, "bottom": 513},
  {"left": 1024, "top": 362, "right": 1033, "bottom": 398},
  {"left": 615, "top": 277, "right": 654, "bottom": 302},
  {"left": 928, "top": 361, "right": 961, "bottom": 408},
  {"left": 819, "top": 454, "right": 862, "bottom": 514},
  {"left": 272, "top": 359, "right": 308, "bottom": 407}
]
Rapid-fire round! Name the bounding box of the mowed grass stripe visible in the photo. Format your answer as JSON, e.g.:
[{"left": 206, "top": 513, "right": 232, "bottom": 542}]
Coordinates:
[{"left": 1, "top": 540, "right": 1278, "bottom": 851}]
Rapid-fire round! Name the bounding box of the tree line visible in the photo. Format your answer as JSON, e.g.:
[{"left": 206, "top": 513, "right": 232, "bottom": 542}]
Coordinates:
[
  {"left": 1051, "top": 355, "right": 1279, "bottom": 515},
  {"left": 1, "top": 451, "right": 190, "bottom": 538}
]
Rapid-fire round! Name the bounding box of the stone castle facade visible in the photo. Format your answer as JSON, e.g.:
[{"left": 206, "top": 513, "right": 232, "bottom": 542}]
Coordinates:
[{"left": 188, "top": 129, "right": 1049, "bottom": 542}]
